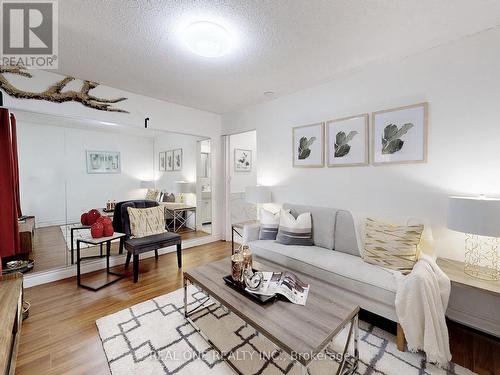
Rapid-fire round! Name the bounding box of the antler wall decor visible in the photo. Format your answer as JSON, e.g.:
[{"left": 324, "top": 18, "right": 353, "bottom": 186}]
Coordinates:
[{"left": 0, "top": 65, "right": 129, "bottom": 113}]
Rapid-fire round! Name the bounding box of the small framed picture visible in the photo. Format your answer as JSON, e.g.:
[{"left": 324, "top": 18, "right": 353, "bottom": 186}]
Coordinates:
[
  {"left": 293, "top": 122, "right": 324, "bottom": 167},
  {"left": 372, "top": 103, "right": 428, "bottom": 165},
  {"left": 86, "top": 151, "right": 121, "bottom": 174},
  {"left": 326, "top": 114, "right": 368, "bottom": 167},
  {"left": 234, "top": 149, "right": 252, "bottom": 172},
  {"left": 173, "top": 148, "right": 183, "bottom": 171},
  {"left": 166, "top": 150, "right": 173, "bottom": 171},
  {"left": 159, "top": 152, "right": 166, "bottom": 171}
]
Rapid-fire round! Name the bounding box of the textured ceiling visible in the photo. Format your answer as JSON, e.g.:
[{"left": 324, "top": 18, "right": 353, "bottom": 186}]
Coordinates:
[{"left": 56, "top": 0, "right": 500, "bottom": 114}]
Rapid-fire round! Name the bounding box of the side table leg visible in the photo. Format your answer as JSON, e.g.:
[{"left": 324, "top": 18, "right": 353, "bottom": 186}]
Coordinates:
[
  {"left": 183, "top": 276, "right": 188, "bottom": 318},
  {"left": 76, "top": 241, "right": 81, "bottom": 286},
  {"left": 106, "top": 241, "right": 111, "bottom": 273},
  {"left": 231, "top": 226, "right": 234, "bottom": 255},
  {"left": 71, "top": 228, "right": 74, "bottom": 264}
]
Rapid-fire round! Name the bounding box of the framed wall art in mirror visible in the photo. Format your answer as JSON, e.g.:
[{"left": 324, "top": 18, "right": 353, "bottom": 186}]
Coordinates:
[
  {"left": 86, "top": 151, "right": 121, "bottom": 174},
  {"left": 173, "top": 148, "right": 183, "bottom": 171},
  {"left": 166, "top": 150, "right": 174, "bottom": 171},
  {"left": 159, "top": 152, "right": 166, "bottom": 171}
]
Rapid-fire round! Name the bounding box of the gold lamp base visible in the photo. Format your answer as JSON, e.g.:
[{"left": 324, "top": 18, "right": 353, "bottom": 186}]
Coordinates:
[{"left": 464, "top": 234, "right": 500, "bottom": 281}]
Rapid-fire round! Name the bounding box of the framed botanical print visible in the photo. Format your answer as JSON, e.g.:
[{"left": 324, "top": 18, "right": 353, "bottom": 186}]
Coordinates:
[
  {"left": 372, "top": 103, "right": 428, "bottom": 165},
  {"left": 326, "top": 114, "right": 368, "bottom": 167},
  {"left": 159, "top": 152, "right": 166, "bottom": 171},
  {"left": 86, "top": 151, "right": 120, "bottom": 174},
  {"left": 166, "top": 150, "right": 174, "bottom": 171},
  {"left": 234, "top": 149, "right": 252, "bottom": 172},
  {"left": 173, "top": 148, "right": 183, "bottom": 171},
  {"left": 292, "top": 122, "right": 324, "bottom": 167}
]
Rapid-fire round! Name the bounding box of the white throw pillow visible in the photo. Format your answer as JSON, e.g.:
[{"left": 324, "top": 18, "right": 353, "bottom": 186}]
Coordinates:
[
  {"left": 275, "top": 209, "right": 313, "bottom": 246},
  {"left": 259, "top": 208, "right": 288, "bottom": 240}
]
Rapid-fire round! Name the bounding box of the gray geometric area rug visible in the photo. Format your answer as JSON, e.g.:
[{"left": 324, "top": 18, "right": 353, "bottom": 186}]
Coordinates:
[{"left": 96, "top": 286, "right": 475, "bottom": 375}]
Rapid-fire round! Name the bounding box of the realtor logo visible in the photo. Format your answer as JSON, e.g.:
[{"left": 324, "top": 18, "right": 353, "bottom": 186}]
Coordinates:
[{"left": 1, "top": 0, "right": 58, "bottom": 68}]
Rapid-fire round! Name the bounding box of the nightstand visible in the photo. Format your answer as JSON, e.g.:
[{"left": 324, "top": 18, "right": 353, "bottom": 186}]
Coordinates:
[
  {"left": 437, "top": 258, "right": 500, "bottom": 337},
  {"left": 231, "top": 220, "right": 259, "bottom": 254}
]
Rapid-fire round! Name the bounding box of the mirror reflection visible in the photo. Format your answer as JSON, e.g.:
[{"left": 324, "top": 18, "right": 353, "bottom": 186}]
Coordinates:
[{"left": 13, "top": 109, "right": 212, "bottom": 274}]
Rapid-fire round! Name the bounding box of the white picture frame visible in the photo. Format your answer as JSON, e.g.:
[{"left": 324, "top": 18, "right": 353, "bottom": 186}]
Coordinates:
[
  {"left": 86, "top": 151, "right": 121, "bottom": 174},
  {"left": 326, "top": 114, "right": 369, "bottom": 167},
  {"left": 166, "top": 150, "right": 173, "bottom": 171},
  {"left": 234, "top": 149, "right": 252, "bottom": 172},
  {"left": 159, "top": 152, "right": 166, "bottom": 171},
  {"left": 293, "top": 122, "right": 324, "bottom": 168},
  {"left": 372, "top": 103, "right": 428, "bottom": 165},
  {"left": 173, "top": 148, "right": 182, "bottom": 171}
]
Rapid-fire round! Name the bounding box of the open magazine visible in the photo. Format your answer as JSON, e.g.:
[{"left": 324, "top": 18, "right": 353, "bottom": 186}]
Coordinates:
[{"left": 246, "top": 271, "right": 310, "bottom": 305}]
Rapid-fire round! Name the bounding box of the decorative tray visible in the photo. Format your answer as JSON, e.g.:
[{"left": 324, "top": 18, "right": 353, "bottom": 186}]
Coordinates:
[
  {"left": 223, "top": 274, "right": 276, "bottom": 304},
  {"left": 2, "top": 259, "right": 34, "bottom": 275}
]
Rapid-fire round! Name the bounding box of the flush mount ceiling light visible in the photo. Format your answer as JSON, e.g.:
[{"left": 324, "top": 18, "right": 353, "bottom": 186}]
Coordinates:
[{"left": 183, "top": 21, "right": 232, "bottom": 58}]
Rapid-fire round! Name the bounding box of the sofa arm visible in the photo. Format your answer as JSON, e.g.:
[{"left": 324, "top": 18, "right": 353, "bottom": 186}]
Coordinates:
[{"left": 242, "top": 223, "right": 260, "bottom": 245}]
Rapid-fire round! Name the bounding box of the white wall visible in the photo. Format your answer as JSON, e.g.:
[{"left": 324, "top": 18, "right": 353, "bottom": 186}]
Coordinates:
[
  {"left": 230, "top": 130, "right": 257, "bottom": 193},
  {"left": 17, "top": 121, "right": 153, "bottom": 226},
  {"left": 3, "top": 69, "right": 222, "bottom": 236},
  {"left": 221, "top": 28, "right": 500, "bottom": 262}
]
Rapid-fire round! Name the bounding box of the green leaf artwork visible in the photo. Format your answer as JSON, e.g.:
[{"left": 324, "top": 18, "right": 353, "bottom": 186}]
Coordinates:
[
  {"left": 334, "top": 130, "right": 358, "bottom": 158},
  {"left": 381, "top": 123, "right": 414, "bottom": 154},
  {"left": 298, "top": 136, "right": 316, "bottom": 160}
]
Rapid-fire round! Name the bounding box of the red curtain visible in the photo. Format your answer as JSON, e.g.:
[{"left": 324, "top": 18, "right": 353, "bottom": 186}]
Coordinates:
[{"left": 0, "top": 109, "right": 21, "bottom": 257}]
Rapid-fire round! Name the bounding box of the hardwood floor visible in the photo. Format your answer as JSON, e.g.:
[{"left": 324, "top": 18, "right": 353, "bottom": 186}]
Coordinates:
[
  {"left": 27, "top": 225, "right": 210, "bottom": 273},
  {"left": 17, "top": 240, "right": 230, "bottom": 375},
  {"left": 16, "top": 240, "right": 500, "bottom": 375}
]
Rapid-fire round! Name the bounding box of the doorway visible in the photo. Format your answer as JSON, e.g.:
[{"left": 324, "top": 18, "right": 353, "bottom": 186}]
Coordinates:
[{"left": 223, "top": 130, "right": 257, "bottom": 242}]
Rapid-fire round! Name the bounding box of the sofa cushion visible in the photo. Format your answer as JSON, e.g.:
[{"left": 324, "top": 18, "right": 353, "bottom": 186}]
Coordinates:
[
  {"left": 249, "top": 239, "right": 399, "bottom": 308},
  {"left": 283, "top": 203, "right": 336, "bottom": 249},
  {"left": 125, "top": 232, "right": 181, "bottom": 253},
  {"left": 334, "top": 210, "right": 360, "bottom": 257},
  {"left": 276, "top": 209, "right": 313, "bottom": 246}
]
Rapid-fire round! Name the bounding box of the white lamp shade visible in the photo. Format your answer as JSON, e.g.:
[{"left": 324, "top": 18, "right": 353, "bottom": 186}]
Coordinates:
[
  {"left": 174, "top": 181, "right": 195, "bottom": 194},
  {"left": 447, "top": 196, "right": 500, "bottom": 237},
  {"left": 140, "top": 180, "right": 155, "bottom": 189},
  {"left": 245, "top": 186, "right": 271, "bottom": 204}
]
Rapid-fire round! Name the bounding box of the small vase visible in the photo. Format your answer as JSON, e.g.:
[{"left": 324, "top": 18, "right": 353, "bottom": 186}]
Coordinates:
[{"left": 241, "top": 245, "right": 253, "bottom": 270}]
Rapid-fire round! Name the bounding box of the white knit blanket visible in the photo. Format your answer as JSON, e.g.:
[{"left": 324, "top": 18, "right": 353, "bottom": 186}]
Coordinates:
[{"left": 395, "top": 254, "right": 452, "bottom": 367}]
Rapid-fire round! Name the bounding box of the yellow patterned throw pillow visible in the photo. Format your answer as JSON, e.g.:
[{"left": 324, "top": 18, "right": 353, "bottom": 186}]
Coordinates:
[
  {"left": 127, "top": 206, "right": 166, "bottom": 238},
  {"left": 363, "top": 218, "right": 424, "bottom": 272}
]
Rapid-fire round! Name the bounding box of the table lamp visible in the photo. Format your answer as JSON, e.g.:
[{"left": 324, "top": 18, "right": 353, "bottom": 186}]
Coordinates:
[
  {"left": 245, "top": 186, "right": 271, "bottom": 220},
  {"left": 447, "top": 196, "right": 500, "bottom": 281},
  {"left": 174, "top": 181, "right": 195, "bottom": 203},
  {"left": 140, "top": 180, "right": 155, "bottom": 189}
]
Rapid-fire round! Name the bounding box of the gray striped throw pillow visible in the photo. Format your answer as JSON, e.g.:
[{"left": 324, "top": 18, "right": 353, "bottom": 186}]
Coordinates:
[{"left": 276, "top": 209, "right": 313, "bottom": 246}]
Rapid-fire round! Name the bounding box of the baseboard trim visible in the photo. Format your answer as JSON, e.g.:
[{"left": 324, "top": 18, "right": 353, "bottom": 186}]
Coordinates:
[
  {"left": 23, "top": 233, "right": 223, "bottom": 288},
  {"left": 447, "top": 306, "right": 500, "bottom": 338}
]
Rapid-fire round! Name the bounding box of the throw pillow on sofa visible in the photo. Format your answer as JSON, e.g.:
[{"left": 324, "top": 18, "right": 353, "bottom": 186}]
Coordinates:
[
  {"left": 145, "top": 188, "right": 160, "bottom": 201},
  {"left": 259, "top": 208, "right": 289, "bottom": 240},
  {"left": 363, "top": 217, "right": 424, "bottom": 272},
  {"left": 275, "top": 209, "right": 313, "bottom": 246},
  {"left": 127, "top": 206, "right": 167, "bottom": 238}
]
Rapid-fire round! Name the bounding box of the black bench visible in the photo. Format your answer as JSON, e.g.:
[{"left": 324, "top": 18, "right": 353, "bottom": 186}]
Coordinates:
[{"left": 113, "top": 200, "right": 182, "bottom": 283}]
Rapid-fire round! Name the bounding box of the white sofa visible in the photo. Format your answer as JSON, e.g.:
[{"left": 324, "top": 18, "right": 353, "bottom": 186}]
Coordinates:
[{"left": 243, "top": 203, "right": 403, "bottom": 324}]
